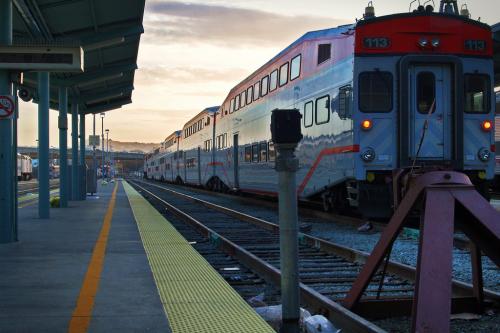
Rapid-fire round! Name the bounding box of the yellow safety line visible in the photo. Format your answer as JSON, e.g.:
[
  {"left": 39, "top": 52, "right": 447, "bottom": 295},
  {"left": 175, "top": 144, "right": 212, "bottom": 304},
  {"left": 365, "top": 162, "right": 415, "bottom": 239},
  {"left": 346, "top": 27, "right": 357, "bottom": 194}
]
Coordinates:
[
  {"left": 122, "top": 181, "right": 274, "bottom": 333},
  {"left": 67, "top": 183, "right": 118, "bottom": 333},
  {"left": 18, "top": 189, "right": 59, "bottom": 203}
]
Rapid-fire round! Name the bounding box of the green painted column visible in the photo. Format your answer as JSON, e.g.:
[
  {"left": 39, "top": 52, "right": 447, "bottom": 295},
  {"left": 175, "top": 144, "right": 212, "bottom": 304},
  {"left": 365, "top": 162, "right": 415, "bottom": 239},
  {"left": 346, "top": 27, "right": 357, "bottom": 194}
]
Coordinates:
[
  {"left": 79, "top": 111, "right": 86, "bottom": 200},
  {"left": 71, "top": 100, "right": 79, "bottom": 200},
  {"left": 58, "top": 87, "right": 68, "bottom": 207},
  {"left": 13, "top": 84, "right": 18, "bottom": 240},
  {"left": 38, "top": 72, "right": 50, "bottom": 219},
  {"left": 0, "top": 0, "right": 15, "bottom": 242}
]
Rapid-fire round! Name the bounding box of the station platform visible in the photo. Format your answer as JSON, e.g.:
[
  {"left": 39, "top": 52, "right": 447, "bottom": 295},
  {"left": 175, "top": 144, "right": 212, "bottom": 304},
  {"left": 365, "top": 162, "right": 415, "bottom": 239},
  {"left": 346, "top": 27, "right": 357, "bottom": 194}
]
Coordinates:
[{"left": 0, "top": 180, "right": 273, "bottom": 333}]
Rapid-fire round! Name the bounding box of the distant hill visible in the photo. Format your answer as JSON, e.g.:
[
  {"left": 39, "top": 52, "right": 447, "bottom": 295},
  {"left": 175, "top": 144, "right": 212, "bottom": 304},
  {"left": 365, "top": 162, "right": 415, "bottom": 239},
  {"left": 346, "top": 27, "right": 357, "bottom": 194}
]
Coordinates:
[{"left": 107, "top": 140, "right": 159, "bottom": 153}]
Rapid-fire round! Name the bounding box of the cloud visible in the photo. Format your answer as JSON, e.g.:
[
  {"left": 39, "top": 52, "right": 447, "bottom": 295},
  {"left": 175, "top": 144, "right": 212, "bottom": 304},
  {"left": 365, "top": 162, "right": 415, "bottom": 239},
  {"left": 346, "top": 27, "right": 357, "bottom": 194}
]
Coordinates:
[
  {"left": 135, "top": 66, "right": 249, "bottom": 85},
  {"left": 144, "top": 1, "right": 348, "bottom": 47}
]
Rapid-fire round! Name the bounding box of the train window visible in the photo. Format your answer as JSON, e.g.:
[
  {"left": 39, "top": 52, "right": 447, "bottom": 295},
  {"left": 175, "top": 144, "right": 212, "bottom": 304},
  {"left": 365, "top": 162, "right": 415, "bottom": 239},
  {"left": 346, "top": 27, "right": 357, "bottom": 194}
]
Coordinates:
[
  {"left": 244, "top": 146, "right": 252, "bottom": 162},
  {"left": 304, "top": 101, "right": 314, "bottom": 127},
  {"left": 290, "top": 54, "right": 301, "bottom": 81},
  {"left": 253, "top": 82, "right": 260, "bottom": 101},
  {"left": 261, "top": 76, "right": 269, "bottom": 96},
  {"left": 338, "top": 85, "right": 353, "bottom": 120},
  {"left": 259, "top": 142, "right": 268, "bottom": 162},
  {"left": 315, "top": 95, "right": 330, "bottom": 125},
  {"left": 247, "top": 86, "right": 253, "bottom": 104},
  {"left": 240, "top": 91, "right": 246, "bottom": 108},
  {"left": 268, "top": 142, "right": 276, "bottom": 162},
  {"left": 359, "top": 71, "right": 393, "bottom": 113},
  {"left": 230, "top": 99, "right": 235, "bottom": 114},
  {"left": 235, "top": 95, "right": 240, "bottom": 111},
  {"left": 252, "top": 144, "right": 259, "bottom": 162},
  {"left": 318, "top": 44, "right": 331, "bottom": 65},
  {"left": 270, "top": 70, "right": 278, "bottom": 91},
  {"left": 417, "top": 72, "right": 436, "bottom": 114},
  {"left": 464, "top": 74, "right": 490, "bottom": 113},
  {"left": 279, "top": 62, "right": 289, "bottom": 87}
]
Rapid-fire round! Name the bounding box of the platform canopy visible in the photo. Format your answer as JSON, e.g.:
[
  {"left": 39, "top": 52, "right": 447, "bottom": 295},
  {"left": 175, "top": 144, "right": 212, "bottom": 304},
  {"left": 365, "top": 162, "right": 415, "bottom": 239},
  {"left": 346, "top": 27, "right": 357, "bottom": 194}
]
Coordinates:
[
  {"left": 493, "top": 23, "right": 500, "bottom": 87},
  {"left": 11, "top": 0, "right": 145, "bottom": 114}
]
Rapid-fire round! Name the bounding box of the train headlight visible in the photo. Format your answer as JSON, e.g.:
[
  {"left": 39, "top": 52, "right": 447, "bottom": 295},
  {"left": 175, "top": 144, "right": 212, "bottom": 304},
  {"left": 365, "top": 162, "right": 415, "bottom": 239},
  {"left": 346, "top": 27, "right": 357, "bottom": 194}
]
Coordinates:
[
  {"left": 431, "top": 39, "right": 440, "bottom": 48},
  {"left": 418, "top": 38, "right": 428, "bottom": 48},
  {"left": 361, "top": 119, "right": 373, "bottom": 130},
  {"left": 477, "top": 147, "right": 491, "bottom": 162},
  {"left": 361, "top": 148, "right": 376, "bottom": 162},
  {"left": 481, "top": 120, "right": 492, "bottom": 132}
]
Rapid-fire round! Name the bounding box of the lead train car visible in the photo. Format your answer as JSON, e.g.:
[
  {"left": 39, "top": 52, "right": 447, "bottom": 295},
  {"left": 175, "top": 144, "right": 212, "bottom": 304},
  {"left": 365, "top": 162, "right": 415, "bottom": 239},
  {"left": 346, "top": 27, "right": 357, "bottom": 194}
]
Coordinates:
[{"left": 147, "top": 10, "right": 496, "bottom": 218}]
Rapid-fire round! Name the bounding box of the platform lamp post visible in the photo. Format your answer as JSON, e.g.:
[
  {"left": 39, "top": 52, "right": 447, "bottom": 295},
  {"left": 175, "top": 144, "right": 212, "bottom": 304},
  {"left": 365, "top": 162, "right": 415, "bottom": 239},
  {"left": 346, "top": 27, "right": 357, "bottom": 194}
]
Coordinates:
[
  {"left": 100, "top": 113, "right": 105, "bottom": 180},
  {"left": 105, "top": 129, "right": 109, "bottom": 179},
  {"left": 271, "top": 109, "right": 303, "bottom": 333}
]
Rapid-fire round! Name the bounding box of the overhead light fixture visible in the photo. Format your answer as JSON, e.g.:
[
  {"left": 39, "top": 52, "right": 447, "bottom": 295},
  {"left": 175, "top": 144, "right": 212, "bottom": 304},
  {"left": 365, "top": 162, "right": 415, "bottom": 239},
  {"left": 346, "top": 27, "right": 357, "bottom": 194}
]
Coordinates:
[
  {"left": 77, "top": 73, "right": 124, "bottom": 88},
  {"left": 84, "top": 37, "right": 126, "bottom": 51},
  {"left": 86, "top": 92, "right": 124, "bottom": 104}
]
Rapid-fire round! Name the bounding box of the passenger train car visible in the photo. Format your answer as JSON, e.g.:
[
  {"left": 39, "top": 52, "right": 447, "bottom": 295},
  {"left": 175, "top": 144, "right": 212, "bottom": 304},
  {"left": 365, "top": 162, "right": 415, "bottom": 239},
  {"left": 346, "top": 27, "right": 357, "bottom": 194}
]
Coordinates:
[
  {"left": 146, "top": 2, "right": 496, "bottom": 218},
  {"left": 17, "top": 153, "right": 33, "bottom": 181}
]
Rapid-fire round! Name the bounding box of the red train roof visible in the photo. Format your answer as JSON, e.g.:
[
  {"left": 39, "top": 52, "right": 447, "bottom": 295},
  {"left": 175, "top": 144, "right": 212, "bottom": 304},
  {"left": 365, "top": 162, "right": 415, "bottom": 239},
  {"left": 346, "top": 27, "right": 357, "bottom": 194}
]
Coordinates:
[{"left": 355, "top": 13, "right": 493, "bottom": 57}]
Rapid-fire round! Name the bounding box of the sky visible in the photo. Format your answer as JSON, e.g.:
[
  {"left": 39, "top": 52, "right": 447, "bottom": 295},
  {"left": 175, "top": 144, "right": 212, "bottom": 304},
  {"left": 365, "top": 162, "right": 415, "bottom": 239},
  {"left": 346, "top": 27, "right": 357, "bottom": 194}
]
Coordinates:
[{"left": 17, "top": 0, "right": 500, "bottom": 147}]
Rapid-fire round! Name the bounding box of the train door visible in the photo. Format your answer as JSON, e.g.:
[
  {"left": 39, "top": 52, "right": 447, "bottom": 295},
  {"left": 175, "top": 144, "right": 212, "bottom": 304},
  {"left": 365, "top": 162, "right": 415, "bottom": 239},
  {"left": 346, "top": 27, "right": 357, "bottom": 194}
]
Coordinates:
[
  {"left": 233, "top": 133, "right": 239, "bottom": 188},
  {"left": 409, "top": 65, "right": 452, "bottom": 161}
]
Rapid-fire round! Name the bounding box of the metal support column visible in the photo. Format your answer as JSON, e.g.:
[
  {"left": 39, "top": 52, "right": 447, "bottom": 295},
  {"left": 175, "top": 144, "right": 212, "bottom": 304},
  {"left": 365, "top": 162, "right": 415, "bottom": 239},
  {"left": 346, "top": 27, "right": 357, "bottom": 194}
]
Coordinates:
[
  {"left": 0, "top": 0, "right": 15, "bottom": 243},
  {"left": 58, "top": 87, "right": 68, "bottom": 207},
  {"left": 13, "top": 84, "right": 18, "bottom": 239},
  {"left": 92, "top": 114, "right": 96, "bottom": 194},
  {"left": 79, "top": 112, "right": 86, "bottom": 199},
  {"left": 106, "top": 130, "right": 109, "bottom": 179},
  {"left": 38, "top": 72, "right": 50, "bottom": 219},
  {"left": 71, "top": 101, "right": 79, "bottom": 200},
  {"left": 101, "top": 114, "right": 105, "bottom": 180}
]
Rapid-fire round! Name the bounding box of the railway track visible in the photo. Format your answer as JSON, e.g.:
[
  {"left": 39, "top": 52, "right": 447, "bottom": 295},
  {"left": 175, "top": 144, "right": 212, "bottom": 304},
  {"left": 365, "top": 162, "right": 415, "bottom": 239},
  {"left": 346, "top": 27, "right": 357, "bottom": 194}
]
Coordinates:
[
  {"left": 127, "top": 179, "right": 500, "bottom": 332},
  {"left": 139, "top": 178, "right": 479, "bottom": 251},
  {"left": 18, "top": 179, "right": 59, "bottom": 196}
]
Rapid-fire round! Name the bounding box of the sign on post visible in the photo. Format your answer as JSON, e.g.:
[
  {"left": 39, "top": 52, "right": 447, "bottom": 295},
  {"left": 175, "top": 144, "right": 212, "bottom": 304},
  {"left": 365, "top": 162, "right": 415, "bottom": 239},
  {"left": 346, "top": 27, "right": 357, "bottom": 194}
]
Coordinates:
[
  {"left": 89, "top": 135, "right": 100, "bottom": 147},
  {"left": 0, "top": 95, "right": 15, "bottom": 119}
]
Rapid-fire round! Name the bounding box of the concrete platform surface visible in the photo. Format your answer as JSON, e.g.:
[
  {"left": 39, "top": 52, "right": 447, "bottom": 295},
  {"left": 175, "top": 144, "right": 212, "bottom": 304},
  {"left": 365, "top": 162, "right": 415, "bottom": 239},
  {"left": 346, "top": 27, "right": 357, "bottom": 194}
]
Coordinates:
[{"left": 0, "top": 181, "right": 170, "bottom": 333}]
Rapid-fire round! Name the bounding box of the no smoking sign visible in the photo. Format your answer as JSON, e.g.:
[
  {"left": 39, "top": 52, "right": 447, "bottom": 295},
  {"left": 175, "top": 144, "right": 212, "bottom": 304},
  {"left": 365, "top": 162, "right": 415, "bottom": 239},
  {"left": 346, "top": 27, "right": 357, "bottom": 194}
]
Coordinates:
[{"left": 0, "top": 95, "right": 15, "bottom": 119}]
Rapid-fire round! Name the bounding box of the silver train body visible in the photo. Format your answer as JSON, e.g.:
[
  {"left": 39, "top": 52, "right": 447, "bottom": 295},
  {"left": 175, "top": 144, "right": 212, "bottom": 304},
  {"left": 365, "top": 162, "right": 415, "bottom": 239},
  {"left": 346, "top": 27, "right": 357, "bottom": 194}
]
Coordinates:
[{"left": 146, "top": 12, "right": 497, "bottom": 217}]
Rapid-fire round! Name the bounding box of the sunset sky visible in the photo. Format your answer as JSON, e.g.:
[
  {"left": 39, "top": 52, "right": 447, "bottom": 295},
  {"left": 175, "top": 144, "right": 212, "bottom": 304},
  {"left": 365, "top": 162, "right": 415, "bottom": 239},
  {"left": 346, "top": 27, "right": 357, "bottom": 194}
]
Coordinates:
[{"left": 17, "top": 0, "right": 499, "bottom": 147}]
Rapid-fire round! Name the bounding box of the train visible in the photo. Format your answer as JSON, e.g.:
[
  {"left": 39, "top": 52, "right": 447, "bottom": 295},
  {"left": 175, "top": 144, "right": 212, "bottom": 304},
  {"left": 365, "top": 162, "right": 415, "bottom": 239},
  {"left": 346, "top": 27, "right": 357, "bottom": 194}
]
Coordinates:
[
  {"left": 145, "top": 1, "right": 497, "bottom": 218},
  {"left": 494, "top": 92, "right": 500, "bottom": 189},
  {"left": 17, "top": 153, "right": 33, "bottom": 181}
]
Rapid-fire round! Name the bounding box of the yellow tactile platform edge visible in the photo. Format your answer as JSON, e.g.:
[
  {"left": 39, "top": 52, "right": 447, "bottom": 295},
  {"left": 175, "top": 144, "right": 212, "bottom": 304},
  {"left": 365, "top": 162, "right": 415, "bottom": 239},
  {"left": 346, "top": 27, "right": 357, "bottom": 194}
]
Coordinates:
[{"left": 122, "top": 181, "right": 275, "bottom": 333}]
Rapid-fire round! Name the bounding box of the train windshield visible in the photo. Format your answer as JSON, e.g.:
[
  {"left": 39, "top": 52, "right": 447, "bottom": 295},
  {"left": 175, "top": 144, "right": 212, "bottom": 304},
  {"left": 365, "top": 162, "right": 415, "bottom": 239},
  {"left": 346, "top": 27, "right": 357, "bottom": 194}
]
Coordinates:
[
  {"left": 464, "top": 74, "right": 490, "bottom": 113},
  {"left": 359, "top": 71, "right": 393, "bottom": 112}
]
